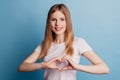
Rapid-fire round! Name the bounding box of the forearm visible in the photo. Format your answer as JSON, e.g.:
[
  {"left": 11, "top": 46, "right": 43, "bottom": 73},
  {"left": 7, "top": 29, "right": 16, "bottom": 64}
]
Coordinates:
[
  {"left": 18, "top": 62, "right": 44, "bottom": 72},
  {"left": 76, "top": 63, "right": 110, "bottom": 74}
]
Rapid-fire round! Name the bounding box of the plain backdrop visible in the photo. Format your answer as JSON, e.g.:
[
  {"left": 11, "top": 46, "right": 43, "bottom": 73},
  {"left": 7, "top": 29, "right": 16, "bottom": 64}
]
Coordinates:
[{"left": 0, "top": 0, "right": 120, "bottom": 80}]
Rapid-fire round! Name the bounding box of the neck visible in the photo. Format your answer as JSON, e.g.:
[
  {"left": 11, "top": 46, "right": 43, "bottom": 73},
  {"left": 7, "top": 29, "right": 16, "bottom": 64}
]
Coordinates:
[{"left": 54, "top": 34, "right": 65, "bottom": 44}]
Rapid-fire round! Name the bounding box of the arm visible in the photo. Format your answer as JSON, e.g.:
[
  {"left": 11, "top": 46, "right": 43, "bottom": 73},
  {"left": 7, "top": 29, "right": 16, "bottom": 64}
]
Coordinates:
[
  {"left": 18, "top": 51, "right": 44, "bottom": 72},
  {"left": 63, "top": 51, "right": 110, "bottom": 74},
  {"left": 18, "top": 51, "right": 61, "bottom": 72},
  {"left": 77, "top": 51, "right": 110, "bottom": 74}
]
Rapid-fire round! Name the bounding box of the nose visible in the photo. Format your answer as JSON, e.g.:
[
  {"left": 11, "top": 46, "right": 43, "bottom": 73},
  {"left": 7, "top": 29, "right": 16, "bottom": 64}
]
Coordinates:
[{"left": 56, "top": 20, "right": 60, "bottom": 26}]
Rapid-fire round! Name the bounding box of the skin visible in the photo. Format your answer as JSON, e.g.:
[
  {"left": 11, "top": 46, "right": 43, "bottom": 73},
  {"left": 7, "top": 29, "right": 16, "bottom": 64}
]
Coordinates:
[
  {"left": 50, "top": 10, "right": 66, "bottom": 43},
  {"left": 18, "top": 10, "right": 110, "bottom": 74}
]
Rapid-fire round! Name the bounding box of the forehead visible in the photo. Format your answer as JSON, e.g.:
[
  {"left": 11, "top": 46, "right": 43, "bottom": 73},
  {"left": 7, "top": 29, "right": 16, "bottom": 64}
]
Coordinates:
[{"left": 51, "top": 10, "right": 65, "bottom": 18}]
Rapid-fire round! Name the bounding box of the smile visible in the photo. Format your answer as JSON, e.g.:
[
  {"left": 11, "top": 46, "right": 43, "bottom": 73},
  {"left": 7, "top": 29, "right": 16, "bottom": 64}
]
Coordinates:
[{"left": 55, "top": 27, "right": 63, "bottom": 31}]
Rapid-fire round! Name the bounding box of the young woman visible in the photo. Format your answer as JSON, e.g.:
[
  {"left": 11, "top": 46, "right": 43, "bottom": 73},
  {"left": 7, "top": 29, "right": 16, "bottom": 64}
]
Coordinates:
[{"left": 18, "top": 4, "right": 110, "bottom": 80}]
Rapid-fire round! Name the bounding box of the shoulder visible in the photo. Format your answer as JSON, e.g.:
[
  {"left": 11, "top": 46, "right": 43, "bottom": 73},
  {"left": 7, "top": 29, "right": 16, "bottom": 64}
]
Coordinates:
[
  {"left": 74, "top": 36, "right": 92, "bottom": 49},
  {"left": 34, "top": 42, "right": 43, "bottom": 53},
  {"left": 74, "top": 36, "right": 86, "bottom": 43},
  {"left": 73, "top": 36, "right": 88, "bottom": 47},
  {"left": 74, "top": 36, "right": 92, "bottom": 53}
]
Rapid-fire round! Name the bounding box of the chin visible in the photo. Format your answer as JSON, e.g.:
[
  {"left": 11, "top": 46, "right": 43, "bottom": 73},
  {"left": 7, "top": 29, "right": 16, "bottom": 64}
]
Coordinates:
[
  {"left": 56, "top": 31, "right": 62, "bottom": 34},
  {"left": 54, "top": 31, "right": 64, "bottom": 35}
]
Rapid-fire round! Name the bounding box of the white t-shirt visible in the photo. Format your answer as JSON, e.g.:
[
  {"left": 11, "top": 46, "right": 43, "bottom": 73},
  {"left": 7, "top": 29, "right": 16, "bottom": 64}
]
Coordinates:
[{"left": 35, "top": 37, "right": 92, "bottom": 80}]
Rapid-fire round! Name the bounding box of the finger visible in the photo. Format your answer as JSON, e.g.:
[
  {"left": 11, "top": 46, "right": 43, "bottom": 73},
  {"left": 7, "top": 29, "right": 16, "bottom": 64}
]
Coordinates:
[
  {"left": 61, "top": 55, "right": 67, "bottom": 59},
  {"left": 62, "top": 67, "right": 68, "bottom": 70},
  {"left": 54, "top": 66, "right": 62, "bottom": 71},
  {"left": 57, "top": 67, "right": 62, "bottom": 71},
  {"left": 57, "top": 57, "right": 62, "bottom": 62},
  {"left": 62, "top": 66, "right": 72, "bottom": 70},
  {"left": 49, "top": 56, "right": 61, "bottom": 63},
  {"left": 63, "top": 57, "right": 76, "bottom": 69},
  {"left": 61, "top": 56, "right": 75, "bottom": 68},
  {"left": 61, "top": 55, "right": 69, "bottom": 62},
  {"left": 65, "top": 57, "right": 74, "bottom": 65}
]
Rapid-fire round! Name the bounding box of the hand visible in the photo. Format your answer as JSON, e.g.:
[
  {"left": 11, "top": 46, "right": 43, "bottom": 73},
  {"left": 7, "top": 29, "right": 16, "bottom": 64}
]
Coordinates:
[
  {"left": 61, "top": 56, "right": 78, "bottom": 71},
  {"left": 43, "top": 56, "right": 62, "bottom": 71}
]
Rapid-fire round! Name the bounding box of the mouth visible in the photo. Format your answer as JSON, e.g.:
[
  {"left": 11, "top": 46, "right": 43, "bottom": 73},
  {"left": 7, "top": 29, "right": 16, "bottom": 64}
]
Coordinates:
[{"left": 55, "top": 27, "right": 63, "bottom": 31}]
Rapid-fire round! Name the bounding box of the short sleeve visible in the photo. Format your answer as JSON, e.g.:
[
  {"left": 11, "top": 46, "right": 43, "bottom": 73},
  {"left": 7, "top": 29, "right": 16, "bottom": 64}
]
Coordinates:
[
  {"left": 77, "top": 38, "right": 92, "bottom": 55},
  {"left": 34, "top": 44, "right": 42, "bottom": 53}
]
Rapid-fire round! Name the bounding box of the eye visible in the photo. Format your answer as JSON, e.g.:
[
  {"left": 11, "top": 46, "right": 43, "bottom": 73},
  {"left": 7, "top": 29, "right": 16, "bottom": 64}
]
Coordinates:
[
  {"left": 60, "top": 18, "right": 65, "bottom": 21},
  {"left": 51, "top": 18, "right": 56, "bottom": 21}
]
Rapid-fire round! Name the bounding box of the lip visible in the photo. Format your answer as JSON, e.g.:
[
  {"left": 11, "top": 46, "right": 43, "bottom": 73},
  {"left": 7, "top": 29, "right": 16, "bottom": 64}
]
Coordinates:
[{"left": 55, "top": 27, "right": 63, "bottom": 31}]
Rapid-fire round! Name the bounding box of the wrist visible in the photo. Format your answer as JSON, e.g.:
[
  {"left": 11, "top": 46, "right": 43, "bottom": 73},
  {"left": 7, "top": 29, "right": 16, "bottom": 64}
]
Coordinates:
[
  {"left": 75, "top": 64, "right": 79, "bottom": 70},
  {"left": 41, "top": 62, "right": 46, "bottom": 68}
]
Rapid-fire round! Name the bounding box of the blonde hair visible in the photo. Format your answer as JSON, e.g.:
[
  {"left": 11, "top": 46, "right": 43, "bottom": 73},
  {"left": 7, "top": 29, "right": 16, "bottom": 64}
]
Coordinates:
[{"left": 39, "top": 4, "right": 74, "bottom": 59}]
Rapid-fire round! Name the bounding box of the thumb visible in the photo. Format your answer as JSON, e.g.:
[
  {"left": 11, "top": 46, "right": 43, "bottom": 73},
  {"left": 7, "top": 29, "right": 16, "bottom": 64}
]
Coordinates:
[
  {"left": 62, "top": 66, "right": 72, "bottom": 70},
  {"left": 55, "top": 66, "right": 62, "bottom": 71},
  {"left": 49, "top": 56, "right": 60, "bottom": 63}
]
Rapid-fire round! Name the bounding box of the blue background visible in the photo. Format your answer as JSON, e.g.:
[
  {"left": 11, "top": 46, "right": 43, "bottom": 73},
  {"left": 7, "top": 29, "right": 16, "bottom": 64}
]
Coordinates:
[{"left": 0, "top": 0, "right": 119, "bottom": 80}]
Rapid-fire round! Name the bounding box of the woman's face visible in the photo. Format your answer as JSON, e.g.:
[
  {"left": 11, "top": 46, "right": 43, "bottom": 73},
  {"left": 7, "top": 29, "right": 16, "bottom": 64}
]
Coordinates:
[{"left": 50, "top": 10, "right": 66, "bottom": 36}]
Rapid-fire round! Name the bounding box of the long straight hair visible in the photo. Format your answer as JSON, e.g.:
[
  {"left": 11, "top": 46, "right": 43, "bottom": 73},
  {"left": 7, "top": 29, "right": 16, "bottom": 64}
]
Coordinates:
[{"left": 39, "top": 4, "right": 74, "bottom": 59}]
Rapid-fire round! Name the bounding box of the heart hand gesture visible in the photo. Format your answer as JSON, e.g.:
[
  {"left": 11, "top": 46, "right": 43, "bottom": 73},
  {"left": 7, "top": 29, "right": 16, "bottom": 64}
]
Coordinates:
[
  {"left": 43, "top": 56, "right": 78, "bottom": 71},
  {"left": 43, "top": 56, "right": 62, "bottom": 71},
  {"left": 61, "top": 56, "right": 78, "bottom": 71}
]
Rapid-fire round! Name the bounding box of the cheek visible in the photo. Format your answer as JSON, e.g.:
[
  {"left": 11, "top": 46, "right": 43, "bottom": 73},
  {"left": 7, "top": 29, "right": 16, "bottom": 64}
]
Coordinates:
[
  {"left": 64, "top": 27, "right": 66, "bottom": 31},
  {"left": 63, "top": 22, "right": 66, "bottom": 27},
  {"left": 63, "top": 23, "right": 66, "bottom": 29},
  {"left": 50, "top": 22, "right": 55, "bottom": 27},
  {"left": 49, "top": 23, "right": 54, "bottom": 29}
]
